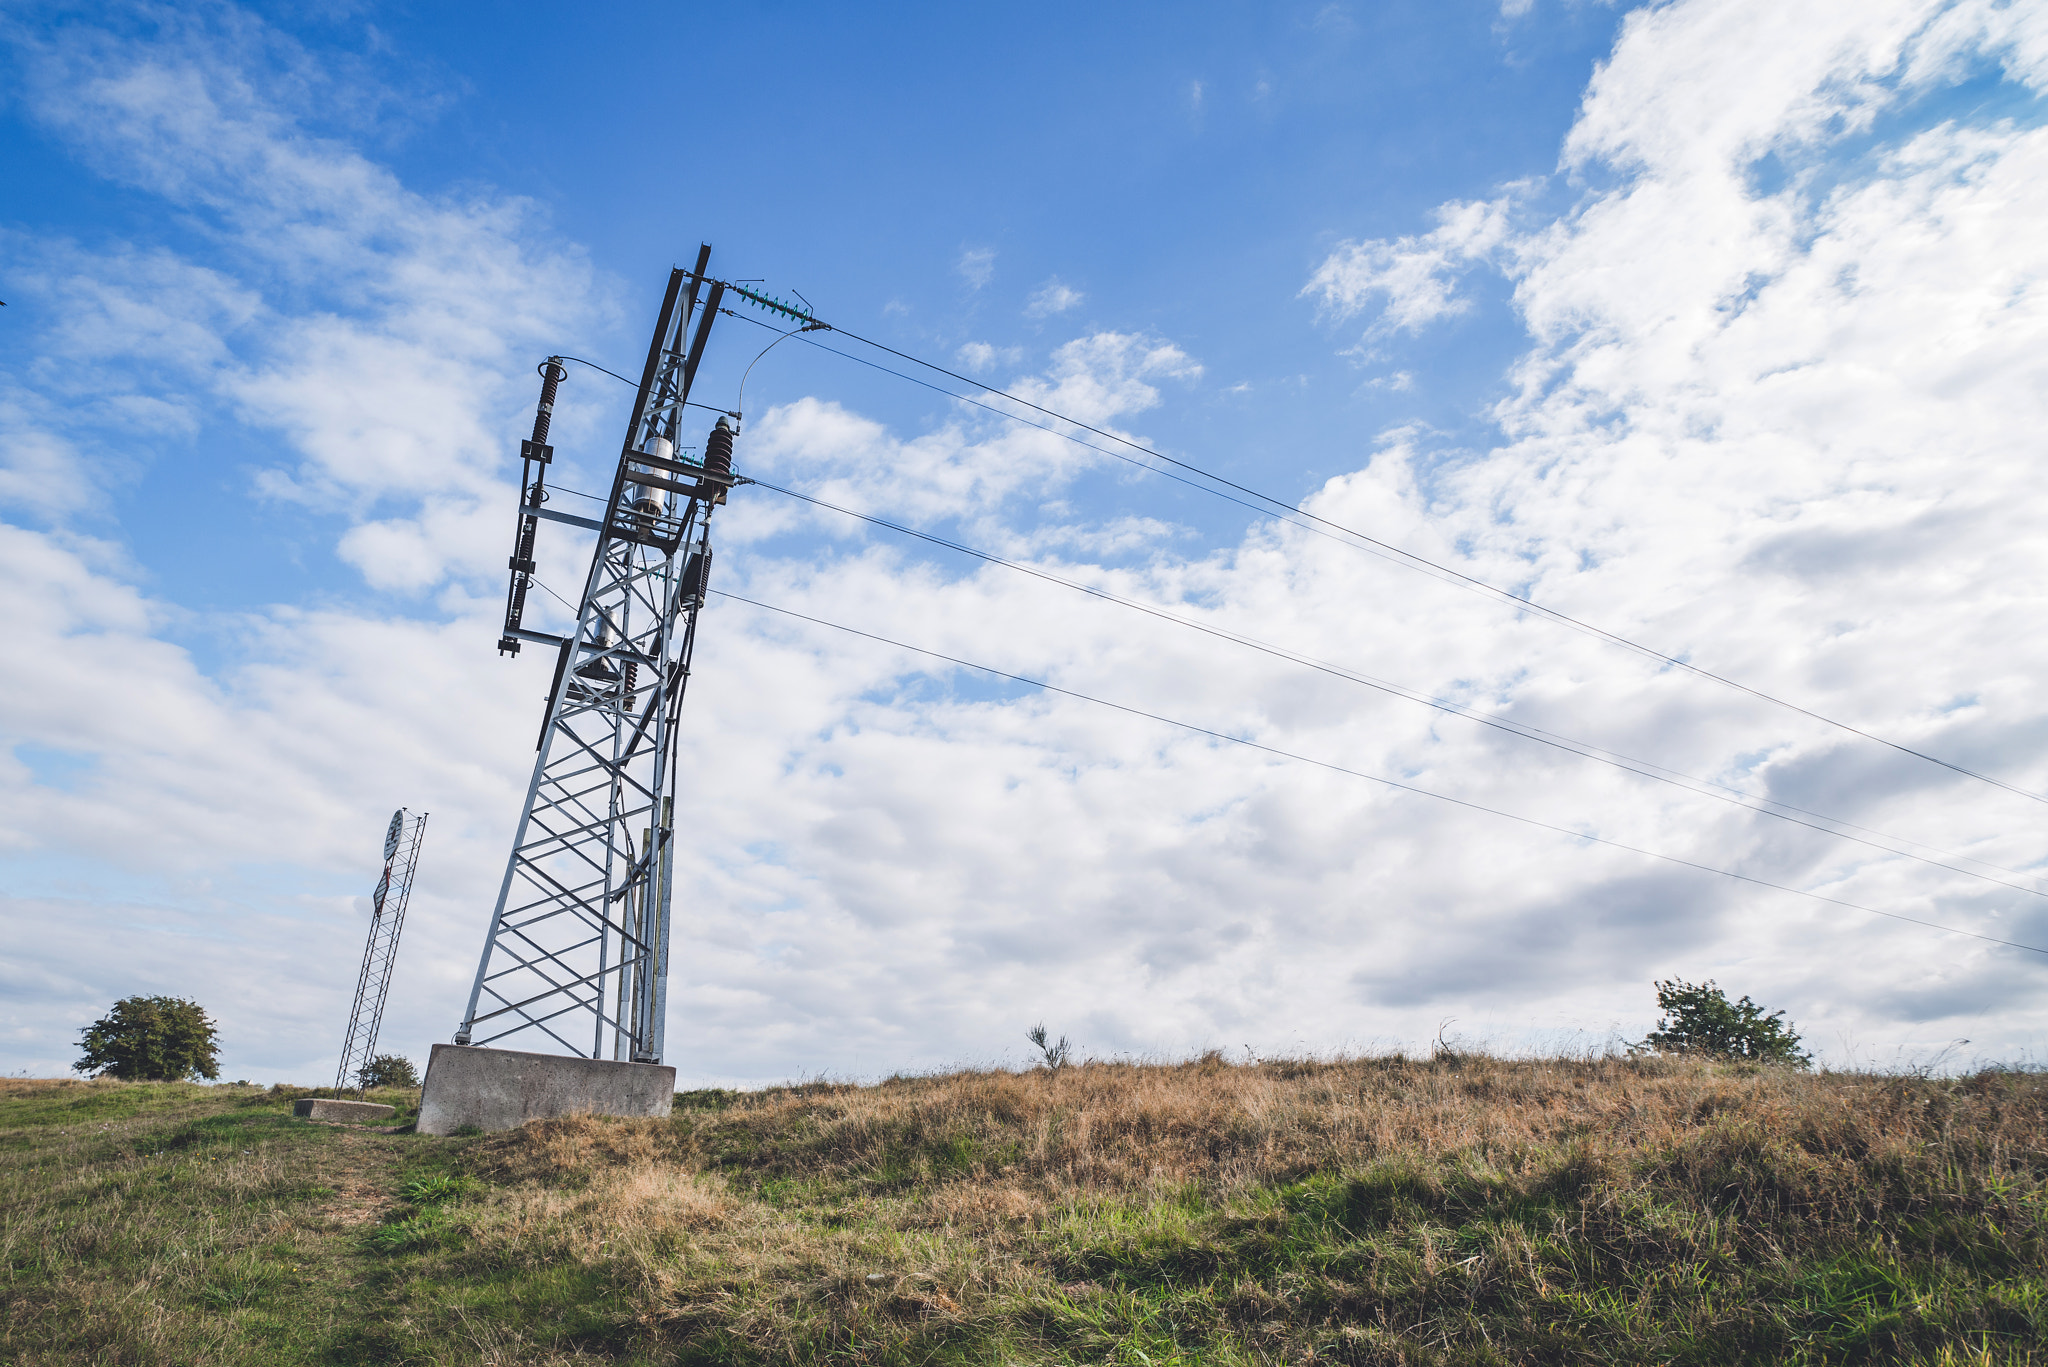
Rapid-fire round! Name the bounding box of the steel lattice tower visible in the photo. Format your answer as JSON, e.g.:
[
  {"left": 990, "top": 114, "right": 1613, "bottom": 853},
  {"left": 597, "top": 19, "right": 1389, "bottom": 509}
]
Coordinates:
[
  {"left": 337, "top": 807, "right": 428, "bottom": 1093},
  {"left": 455, "top": 248, "right": 735, "bottom": 1063}
]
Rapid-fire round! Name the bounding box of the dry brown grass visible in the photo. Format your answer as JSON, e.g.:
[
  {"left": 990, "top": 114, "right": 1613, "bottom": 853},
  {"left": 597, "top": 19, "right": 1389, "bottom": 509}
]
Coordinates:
[
  {"left": 7, "top": 1058, "right": 2043, "bottom": 1363},
  {"left": 438, "top": 1054, "right": 2048, "bottom": 1363},
  {"left": 535, "top": 1051, "right": 2045, "bottom": 1202}
]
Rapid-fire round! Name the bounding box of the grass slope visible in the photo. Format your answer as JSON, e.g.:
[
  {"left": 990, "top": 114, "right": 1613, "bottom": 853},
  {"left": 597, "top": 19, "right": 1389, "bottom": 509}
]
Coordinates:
[{"left": 1, "top": 1055, "right": 2042, "bottom": 1365}]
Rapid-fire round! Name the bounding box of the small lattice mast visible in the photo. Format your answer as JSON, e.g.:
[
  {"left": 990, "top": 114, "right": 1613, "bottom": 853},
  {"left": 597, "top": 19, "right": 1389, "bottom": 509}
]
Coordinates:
[{"left": 336, "top": 808, "right": 428, "bottom": 1093}]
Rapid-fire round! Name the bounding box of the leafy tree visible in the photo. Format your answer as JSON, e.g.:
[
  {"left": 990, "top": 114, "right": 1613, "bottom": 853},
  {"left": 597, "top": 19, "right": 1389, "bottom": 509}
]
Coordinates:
[
  {"left": 357, "top": 1054, "right": 419, "bottom": 1090},
  {"left": 74, "top": 996, "right": 220, "bottom": 1081},
  {"left": 1639, "top": 979, "right": 1811, "bottom": 1068}
]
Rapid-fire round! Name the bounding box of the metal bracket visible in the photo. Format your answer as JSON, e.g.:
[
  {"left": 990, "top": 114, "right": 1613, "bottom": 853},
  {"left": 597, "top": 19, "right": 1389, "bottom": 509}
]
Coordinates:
[{"left": 531, "top": 505, "right": 604, "bottom": 532}]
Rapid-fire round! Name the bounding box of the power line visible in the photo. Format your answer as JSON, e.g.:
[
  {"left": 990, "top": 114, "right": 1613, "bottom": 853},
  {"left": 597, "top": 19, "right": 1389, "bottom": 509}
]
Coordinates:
[
  {"left": 707, "top": 588, "right": 2048, "bottom": 960},
  {"left": 747, "top": 477, "right": 2048, "bottom": 902},
  {"left": 559, "top": 455, "right": 2036, "bottom": 884},
  {"left": 569, "top": 308, "right": 2040, "bottom": 882},
  {"left": 720, "top": 309, "right": 1328, "bottom": 548},
  {"left": 556, "top": 354, "right": 731, "bottom": 414},
  {"left": 736, "top": 305, "right": 2043, "bottom": 809},
  {"left": 554, "top": 355, "right": 640, "bottom": 388}
]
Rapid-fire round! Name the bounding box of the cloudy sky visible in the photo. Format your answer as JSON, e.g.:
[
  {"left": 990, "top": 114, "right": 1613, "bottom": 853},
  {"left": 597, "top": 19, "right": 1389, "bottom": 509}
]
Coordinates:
[{"left": 4, "top": 0, "right": 2046, "bottom": 1084}]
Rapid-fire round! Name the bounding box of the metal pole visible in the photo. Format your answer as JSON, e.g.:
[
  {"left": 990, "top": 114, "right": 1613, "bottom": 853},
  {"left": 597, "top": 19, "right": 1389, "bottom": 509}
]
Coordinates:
[{"left": 337, "top": 810, "right": 427, "bottom": 1090}]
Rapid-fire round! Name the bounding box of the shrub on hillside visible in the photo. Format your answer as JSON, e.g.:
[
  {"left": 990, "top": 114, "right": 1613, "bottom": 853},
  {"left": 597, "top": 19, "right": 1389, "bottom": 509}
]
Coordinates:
[
  {"left": 1026, "top": 1023, "right": 1073, "bottom": 1071},
  {"left": 1637, "top": 978, "right": 1810, "bottom": 1067},
  {"left": 73, "top": 995, "right": 220, "bottom": 1081},
  {"left": 357, "top": 1054, "right": 419, "bottom": 1090}
]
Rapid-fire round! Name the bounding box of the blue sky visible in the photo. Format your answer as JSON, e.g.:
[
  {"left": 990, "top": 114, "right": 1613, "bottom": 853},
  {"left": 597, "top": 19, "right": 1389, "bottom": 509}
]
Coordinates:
[
  {"left": 5, "top": 0, "right": 2048, "bottom": 1084},
  {"left": 5, "top": 2, "right": 1622, "bottom": 616}
]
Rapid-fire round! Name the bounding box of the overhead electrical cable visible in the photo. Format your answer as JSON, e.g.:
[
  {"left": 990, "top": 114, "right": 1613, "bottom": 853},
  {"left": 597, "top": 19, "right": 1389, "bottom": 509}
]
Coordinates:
[
  {"left": 554, "top": 355, "right": 640, "bottom": 388},
  {"left": 716, "top": 302, "right": 2044, "bottom": 809},
  {"left": 560, "top": 464, "right": 2036, "bottom": 884},
  {"left": 746, "top": 476, "right": 2046, "bottom": 899},
  {"left": 611, "top": 301, "right": 2038, "bottom": 872},
  {"left": 718, "top": 310, "right": 1327, "bottom": 545},
  {"left": 708, "top": 588, "right": 2048, "bottom": 960},
  {"left": 735, "top": 323, "right": 820, "bottom": 423},
  {"left": 557, "top": 354, "right": 732, "bottom": 415}
]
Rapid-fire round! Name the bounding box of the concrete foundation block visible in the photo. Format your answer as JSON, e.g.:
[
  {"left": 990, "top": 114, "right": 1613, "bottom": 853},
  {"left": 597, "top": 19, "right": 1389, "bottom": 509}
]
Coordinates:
[
  {"left": 416, "top": 1042, "right": 676, "bottom": 1136},
  {"left": 292, "top": 1098, "right": 397, "bottom": 1123}
]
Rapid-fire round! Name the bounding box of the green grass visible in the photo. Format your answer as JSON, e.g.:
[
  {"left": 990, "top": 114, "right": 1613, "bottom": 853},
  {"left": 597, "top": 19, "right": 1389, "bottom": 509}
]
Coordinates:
[
  {"left": 3, "top": 1060, "right": 2044, "bottom": 1364},
  {"left": 0, "top": 1077, "right": 246, "bottom": 1129},
  {"left": 0, "top": 1076, "right": 650, "bottom": 1365}
]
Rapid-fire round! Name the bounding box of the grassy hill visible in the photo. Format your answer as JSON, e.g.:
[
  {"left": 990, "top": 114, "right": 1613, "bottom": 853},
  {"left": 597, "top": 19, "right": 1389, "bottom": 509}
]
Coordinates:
[{"left": 1, "top": 1054, "right": 2042, "bottom": 1365}]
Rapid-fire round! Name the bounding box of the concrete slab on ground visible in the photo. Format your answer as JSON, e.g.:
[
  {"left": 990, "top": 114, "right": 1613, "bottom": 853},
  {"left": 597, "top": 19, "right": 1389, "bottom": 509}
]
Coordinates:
[
  {"left": 416, "top": 1042, "right": 676, "bottom": 1135},
  {"left": 293, "top": 1098, "right": 397, "bottom": 1122}
]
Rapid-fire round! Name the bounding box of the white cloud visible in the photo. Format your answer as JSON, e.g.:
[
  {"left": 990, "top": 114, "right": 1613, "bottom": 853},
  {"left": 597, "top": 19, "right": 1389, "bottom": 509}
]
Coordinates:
[
  {"left": 0, "top": 514, "right": 541, "bottom": 1078},
  {"left": 955, "top": 340, "right": 1024, "bottom": 373},
  {"left": 1, "top": 10, "right": 595, "bottom": 594},
  {"left": 0, "top": 400, "right": 93, "bottom": 519},
  {"left": 1304, "top": 196, "right": 1515, "bottom": 338},
  {"left": 1009, "top": 331, "right": 1201, "bottom": 424},
  {"left": 9, "top": 0, "right": 2048, "bottom": 1088},
  {"left": 1024, "top": 277, "right": 1086, "bottom": 318},
  {"left": 956, "top": 247, "right": 995, "bottom": 289},
  {"left": 735, "top": 331, "right": 1201, "bottom": 537},
  {"left": 0, "top": 236, "right": 261, "bottom": 516},
  {"left": 0, "top": 7, "right": 607, "bottom": 1075},
  {"left": 1289, "top": 0, "right": 2048, "bottom": 1047}
]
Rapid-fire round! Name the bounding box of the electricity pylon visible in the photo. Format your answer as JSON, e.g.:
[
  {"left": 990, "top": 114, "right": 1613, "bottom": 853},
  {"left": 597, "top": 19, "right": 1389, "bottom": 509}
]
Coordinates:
[
  {"left": 337, "top": 807, "right": 428, "bottom": 1093},
  {"left": 455, "top": 246, "right": 736, "bottom": 1063}
]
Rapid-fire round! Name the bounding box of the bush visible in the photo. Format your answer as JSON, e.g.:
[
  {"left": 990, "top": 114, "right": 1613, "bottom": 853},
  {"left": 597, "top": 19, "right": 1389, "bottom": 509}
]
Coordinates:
[
  {"left": 74, "top": 996, "right": 220, "bottom": 1081},
  {"left": 357, "top": 1054, "right": 419, "bottom": 1090},
  {"left": 1638, "top": 978, "right": 1811, "bottom": 1067},
  {"left": 1027, "top": 1022, "right": 1073, "bottom": 1072}
]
